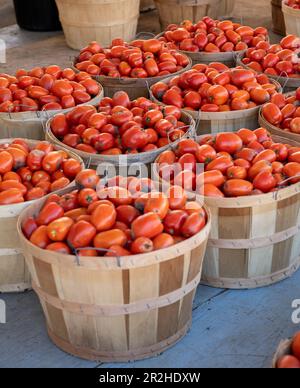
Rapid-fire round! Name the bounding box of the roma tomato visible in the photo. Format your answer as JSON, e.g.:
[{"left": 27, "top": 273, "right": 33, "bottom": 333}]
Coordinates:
[
  {"left": 215, "top": 133, "right": 243, "bottom": 154},
  {"left": 30, "top": 226, "right": 50, "bottom": 249},
  {"left": 132, "top": 212, "right": 164, "bottom": 239},
  {"left": 90, "top": 204, "right": 117, "bottom": 231},
  {"left": 47, "top": 217, "right": 74, "bottom": 241},
  {"left": 67, "top": 220, "right": 97, "bottom": 248},
  {"left": 131, "top": 237, "right": 154, "bottom": 254},
  {"left": 153, "top": 233, "right": 174, "bottom": 250},
  {"left": 36, "top": 202, "right": 64, "bottom": 226},
  {"left": 223, "top": 179, "right": 253, "bottom": 196},
  {"left": 181, "top": 212, "right": 206, "bottom": 237},
  {"left": 93, "top": 229, "right": 127, "bottom": 250}
]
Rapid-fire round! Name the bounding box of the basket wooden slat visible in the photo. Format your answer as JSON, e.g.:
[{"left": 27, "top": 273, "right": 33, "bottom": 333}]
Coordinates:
[
  {"left": 0, "top": 86, "right": 104, "bottom": 141},
  {"left": 150, "top": 76, "right": 282, "bottom": 135},
  {"left": 272, "top": 0, "right": 286, "bottom": 35},
  {"left": 272, "top": 339, "right": 292, "bottom": 368},
  {"left": 282, "top": 2, "right": 300, "bottom": 36},
  {"left": 45, "top": 111, "right": 195, "bottom": 172},
  {"left": 0, "top": 139, "right": 84, "bottom": 293},
  {"left": 17, "top": 187, "right": 211, "bottom": 362},
  {"left": 56, "top": 0, "right": 140, "bottom": 50},
  {"left": 153, "top": 134, "right": 300, "bottom": 289},
  {"left": 73, "top": 57, "right": 192, "bottom": 100}
]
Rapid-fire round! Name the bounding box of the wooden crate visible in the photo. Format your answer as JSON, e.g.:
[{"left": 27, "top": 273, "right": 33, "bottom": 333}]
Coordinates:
[
  {"left": 0, "top": 139, "right": 84, "bottom": 293},
  {"left": 0, "top": 86, "right": 103, "bottom": 141},
  {"left": 18, "top": 188, "right": 211, "bottom": 362},
  {"left": 56, "top": 0, "right": 140, "bottom": 50}
]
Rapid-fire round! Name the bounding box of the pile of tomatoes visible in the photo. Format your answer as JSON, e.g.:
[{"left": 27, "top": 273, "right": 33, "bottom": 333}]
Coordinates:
[
  {"left": 277, "top": 332, "right": 300, "bottom": 368},
  {"left": 156, "top": 128, "right": 300, "bottom": 197},
  {"left": 50, "top": 91, "right": 191, "bottom": 155},
  {"left": 241, "top": 35, "right": 300, "bottom": 78},
  {"left": 284, "top": 0, "right": 300, "bottom": 9},
  {"left": 0, "top": 66, "right": 101, "bottom": 113},
  {"left": 151, "top": 63, "right": 278, "bottom": 112},
  {"left": 22, "top": 169, "right": 207, "bottom": 256},
  {"left": 262, "top": 88, "right": 300, "bottom": 134},
  {"left": 0, "top": 139, "right": 82, "bottom": 205},
  {"left": 158, "top": 17, "right": 268, "bottom": 54},
  {"left": 75, "top": 39, "right": 190, "bottom": 79}
]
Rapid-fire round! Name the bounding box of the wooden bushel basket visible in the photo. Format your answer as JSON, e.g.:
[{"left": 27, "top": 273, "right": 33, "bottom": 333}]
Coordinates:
[
  {"left": 236, "top": 55, "right": 299, "bottom": 93},
  {"left": 154, "top": 0, "right": 234, "bottom": 30},
  {"left": 0, "top": 86, "right": 104, "bottom": 141},
  {"left": 56, "top": 0, "right": 140, "bottom": 50},
  {"left": 156, "top": 32, "right": 244, "bottom": 67},
  {"left": 45, "top": 111, "right": 196, "bottom": 172},
  {"left": 282, "top": 2, "right": 300, "bottom": 36},
  {"left": 272, "top": 339, "right": 292, "bottom": 368},
  {"left": 0, "top": 139, "right": 84, "bottom": 293},
  {"left": 150, "top": 76, "right": 282, "bottom": 135},
  {"left": 258, "top": 103, "right": 300, "bottom": 143},
  {"left": 153, "top": 135, "right": 300, "bottom": 289},
  {"left": 72, "top": 57, "right": 192, "bottom": 100},
  {"left": 18, "top": 187, "right": 211, "bottom": 362}
]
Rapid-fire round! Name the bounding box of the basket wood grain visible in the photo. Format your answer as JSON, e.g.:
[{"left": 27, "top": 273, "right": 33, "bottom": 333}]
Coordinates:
[
  {"left": 153, "top": 134, "right": 300, "bottom": 289},
  {"left": 45, "top": 111, "right": 196, "bottom": 171},
  {"left": 236, "top": 55, "right": 299, "bottom": 93},
  {"left": 272, "top": 0, "right": 286, "bottom": 35},
  {"left": 56, "top": 0, "right": 140, "bottom": 50},
  {"left": 154, "top": 0, "right": 235, "bottom": 30},
  {"left": 282, "top": 2, "right": 300, "bottom": 36},
  {"left": 0, "top": 139, "right": 84, "bottom": 293},
  {"left": 17, "top": 186, "right": 211, "bottom": 362},
  {"left": 73, "top": 57, "right": 192, "bottom": 100},
  {"left": 150, "top": 76, "right": 282, "bottom": 135},
  {"left": 156, "top": 32, "right": 244, "bottom": 67},
  {"left": 0, "top": 86, "right": 103, "bottom": 141},
  {"left": 272, "top": 339, "right": 292, "bottom": 368}
]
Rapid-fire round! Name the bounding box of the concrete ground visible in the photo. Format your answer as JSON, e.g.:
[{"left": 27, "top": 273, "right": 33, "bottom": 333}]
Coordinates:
[{"left": 0, "top": 0, "right": 298, "bottom": 369}]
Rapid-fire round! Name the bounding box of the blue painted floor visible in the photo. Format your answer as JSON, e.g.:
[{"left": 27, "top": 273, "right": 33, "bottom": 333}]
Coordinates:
[{"left": 0, "top": 270, "right": 299, "bottom": 368}]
